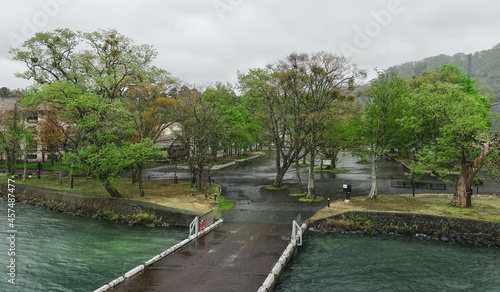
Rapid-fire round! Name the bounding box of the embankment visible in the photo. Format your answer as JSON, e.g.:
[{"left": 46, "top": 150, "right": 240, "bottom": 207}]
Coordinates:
[
  {"left": 0, "top": 183, "right": 200, "bottom": 227},
  {"left": 309, "top": 211, "right": 500, "bottom": 248}
]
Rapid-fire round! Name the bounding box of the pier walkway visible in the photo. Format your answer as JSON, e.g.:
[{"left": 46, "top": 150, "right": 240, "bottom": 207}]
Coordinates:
[{"left": 113, "top": 222, "right": 290, "bottom": 292}]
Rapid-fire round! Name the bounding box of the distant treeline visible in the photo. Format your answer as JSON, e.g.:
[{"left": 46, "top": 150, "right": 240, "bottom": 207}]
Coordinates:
[{"left": 389, "top": 43, "right": 500, "bottom": 103}]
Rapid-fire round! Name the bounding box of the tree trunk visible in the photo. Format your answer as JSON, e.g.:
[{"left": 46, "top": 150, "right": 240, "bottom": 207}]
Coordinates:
[
  {"left": 273, "top": 168, "right": 286, "bottom": 187},
  {"left": 295, "top": 159, "right": 303, "bottom": 194},
  {"left": 367, "top": 153, "right": 378, "bottom": 199},
  {"left": 138, "top": 165, "right": 145, "bottom": 197},
  {"left": 197, "top": 167, "right": 203, "bottom": 190},
  {"left": 451, "top": 164, "right": 474, "bottom": 208},
  {"left": 132, "top": 167, "right": 137, "bottom": 183},
  {"left": 306, "top": 134, "right": 316, "bottom": 200},
  {"left": 22, "top": 158, "right": 27, "bottom": 182},
  {"left": 450, "top": 141, "right": 494, "bottom": 208},
  {"left": 103, "top": 181, "right": 122, "bottom": 198},
  {"left": 6, "top": 148, "right": 15, "bottom": 174},
  {"left": 58, "top": 160, "right": 63, "bottom": 185}
]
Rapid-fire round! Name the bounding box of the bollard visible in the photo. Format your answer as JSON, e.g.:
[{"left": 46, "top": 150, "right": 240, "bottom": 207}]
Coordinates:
[
  {"left": 148, "top": 174, "right": 151, "bottom": 180},
  {"left": 212, "top": 178, "right": 215, "bottom": 185},
  {"left": 327, "top": 197, "right": 330, "bottom": 207},
  {"left": 214, "top": 194, "right": 217, "bottom": 201}
]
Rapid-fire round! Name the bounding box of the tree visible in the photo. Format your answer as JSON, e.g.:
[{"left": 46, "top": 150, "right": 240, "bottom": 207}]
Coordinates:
[
  {"left": 171, "top": 86, "right": 225, "bottom": 190},
  {"left": 238, "top": 67, "right": 305, "bottom": 188},
  {"left": 24, "top": 81, "right": 136, "bottom": 197},
  {"left": 405, "top": 65, "right": 497, "bottom": 207},
  {"left": 361, "top": 70, "right": 407, "bottom": 199},
  {"left": 125, "top": 73, "right": 176, "bottom": 196},
  {"left": 0, "top": 99, "right": 23, "bottom": 174},
  {"left": 283, "top": 52, "right": 366, "bottom": 199},
  {"left": 318, "top": 100, "right": 362, "bottom": 169},
  {"left": 13, "top": 28, "right": 163, "bottom": 197},
  {"left": 0, "top": 87, "right": 11, "bottom": 98},
  {"left": 204, "top": 82, "right": 260, "bottom": 157}
]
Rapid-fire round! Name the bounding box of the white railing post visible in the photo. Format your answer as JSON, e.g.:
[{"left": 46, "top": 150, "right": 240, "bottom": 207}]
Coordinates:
[
  {"left": 189, "top": 216, "right": 199, "bottom": 239},
  {"left": 292, "top": 220, "right": 302, "bottom": 246}
]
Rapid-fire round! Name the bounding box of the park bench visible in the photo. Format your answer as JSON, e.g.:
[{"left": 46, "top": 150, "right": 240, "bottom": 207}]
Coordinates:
[{"left": 391, "top": 181, "right": 446, "bottom": 190}]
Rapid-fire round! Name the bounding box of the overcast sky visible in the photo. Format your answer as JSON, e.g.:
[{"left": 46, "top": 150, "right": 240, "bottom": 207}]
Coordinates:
[{"left": 1, "top": 0, "right": 499, "bottom": 90}]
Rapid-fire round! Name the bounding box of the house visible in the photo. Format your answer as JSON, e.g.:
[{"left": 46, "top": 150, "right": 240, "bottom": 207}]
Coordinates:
[{"left": 0, "top": 98, "right": 43, "bottom": 162}]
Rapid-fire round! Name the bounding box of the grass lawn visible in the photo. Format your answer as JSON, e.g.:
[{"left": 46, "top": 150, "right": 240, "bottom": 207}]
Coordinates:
[
  {"left": 2, "top": 173, "right": 220, "bottom": 214},
  {"left": 310, "top": 193, "right": 500, "bottom": 223},
  {"left": 314, "top": 168, "right": 349, "bottom": 173}
]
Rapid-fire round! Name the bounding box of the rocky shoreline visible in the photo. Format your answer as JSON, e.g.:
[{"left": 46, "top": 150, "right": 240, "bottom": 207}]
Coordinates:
[
  {"left": 3, "top": 193, "right": 168, "bottom": 227},
  {"left": 308, "top": 211, "right": 500, "bottom": 248}
]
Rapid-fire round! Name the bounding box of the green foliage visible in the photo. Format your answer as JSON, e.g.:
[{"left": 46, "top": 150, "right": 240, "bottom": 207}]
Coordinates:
[
  {"left": 356, "top": 156, "right": 370, "bottom": 164},
  {"left": 314, "top": 168, "right": 349, "bottom": 173},
  {"left": 389, "top": 44, "right": 500, "bottom": 102},
  {"left": 441, "top": 218, "right": 456, "bottom": 231},
  {"left": 298, "top": 196, "right": 324, "bottom": 202},
  {"left": 218, "top": 195, "right": 234, "bottom": 210},
  {"left": 11, "top": 28, "right": 163, "bottom": 197},
  {"left": 404, "top": 66, "right": 492, "bottom": 179},
  {"left": 264, "top": 185, "right": 289, "bottom": 190}
]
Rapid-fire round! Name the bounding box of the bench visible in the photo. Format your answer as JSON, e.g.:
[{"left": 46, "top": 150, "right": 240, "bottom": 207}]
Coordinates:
[{"left": 391, "top": 181, "right": 446, "bottom": 190}]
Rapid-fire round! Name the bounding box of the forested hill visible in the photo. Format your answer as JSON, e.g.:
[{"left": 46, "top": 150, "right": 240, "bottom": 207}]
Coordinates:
[{"left": 388, "top": 43, "right": 500, "bottom": 103}]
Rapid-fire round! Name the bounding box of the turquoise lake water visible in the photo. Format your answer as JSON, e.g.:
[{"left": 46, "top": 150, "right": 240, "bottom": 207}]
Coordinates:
[
  {"left": 0, "top": 200, "right": 187, "bottom": 291},
  {"left": 275, "top": 232, "right": 500, "bottom": 292}
]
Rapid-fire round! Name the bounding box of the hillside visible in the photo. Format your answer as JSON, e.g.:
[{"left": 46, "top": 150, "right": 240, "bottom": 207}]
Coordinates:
[{"left": 389, "top": 43, "right": 500, "bottom": 103}]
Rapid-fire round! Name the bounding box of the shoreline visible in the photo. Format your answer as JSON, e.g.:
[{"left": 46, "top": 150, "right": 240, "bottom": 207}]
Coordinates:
[
  {"left": 308, "top": 211, "right": 500, "bottom": 248},
  {"left": 0, "top": 183, "right": 201, "bottom": 227}
]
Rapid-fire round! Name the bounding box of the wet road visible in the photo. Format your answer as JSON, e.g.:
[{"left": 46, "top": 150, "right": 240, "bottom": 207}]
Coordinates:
[
  {"left": 117, "top": 153, "right": 496, "bottom": 291},
  {"left": 142, "top": 152, "right": 459, "bottom": 224},
  {"left": 114, "top": 222, "right": 290, "bottom": 292}
]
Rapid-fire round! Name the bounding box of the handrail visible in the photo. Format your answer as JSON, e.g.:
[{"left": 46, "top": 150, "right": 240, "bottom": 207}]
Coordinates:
[
  {"left": 292, "top": 220, "right": 302, "bottom": 246},
  {"left": 189, "top": 216, "right": 199, "bottom": 239}
]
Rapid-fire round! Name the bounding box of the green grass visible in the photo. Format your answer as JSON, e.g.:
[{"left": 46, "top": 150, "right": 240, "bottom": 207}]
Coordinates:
[
  {"left": 356, "top": 156, "right": 370, "bottom": 164},
  {"left": 218, "top": 195, "right": 235, "bottom": 210},
  {"left": 293, "top": 163, "right": 310, "bottom": 167},
  {"left": 310, "top": 193, "right": 500, "bottom": 223},
  {"left": 265, "top": 185, "right": 289, "bottom": 190},
  {"left": 314, "top": 168, "right": 350, "bottom": 173},
  {"left": 289, "top": 192, "right": 307, "bottom": 197},
  {"left": 299, "top": 196, "right": 324, "bottom": 202},
  {"left": 0, "top": 173, "right": 220, "bottom": 213}
]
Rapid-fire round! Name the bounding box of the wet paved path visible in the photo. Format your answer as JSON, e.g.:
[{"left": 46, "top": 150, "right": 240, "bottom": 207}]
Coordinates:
[
  {"left": 113, "top": 222, "right": 290, "bottom": 292},
  {"left": 115, "top": 153, "right": 500, "bottom": 291}
]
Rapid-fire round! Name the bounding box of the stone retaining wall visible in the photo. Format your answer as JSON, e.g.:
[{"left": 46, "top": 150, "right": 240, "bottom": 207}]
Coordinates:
[
  {"left": 0, "top": 183, "right": 200, "bottom": 227},
  {"left": 309, "top": 211, "right": 500, "bottom": 248}
]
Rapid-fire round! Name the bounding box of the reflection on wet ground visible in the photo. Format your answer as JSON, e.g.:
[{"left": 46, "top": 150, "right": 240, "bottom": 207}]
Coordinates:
[{"left": 140, "top": 152, "right": 492, "bottom": 224}]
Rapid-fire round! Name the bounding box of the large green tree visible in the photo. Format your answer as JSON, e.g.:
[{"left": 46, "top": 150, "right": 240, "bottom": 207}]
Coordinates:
[
  {"left": 238, "top": 67, "right": 306, "bottom": 188},
  {"left": 361, "top": 70, "right": 408, "bottom": 199},
  {"left": 281, "top": 52, "right": 366, "bottom": 199},
  {"left": 204, "top": 82, "right": 260, "bottom": 156},
  {"left": 405, "top": 65, "right": 498, "bottom": 207},
  {"left": 13, "top": 28, "right": 164, "bottom": 197},
  {"left": 171, "top": 86, "right": 225, "bottom": 190}
]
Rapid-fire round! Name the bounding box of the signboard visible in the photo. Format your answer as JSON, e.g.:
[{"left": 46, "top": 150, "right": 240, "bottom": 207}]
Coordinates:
[{"left": 322, "top": 160, "right": 331, "bottom": 166}]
